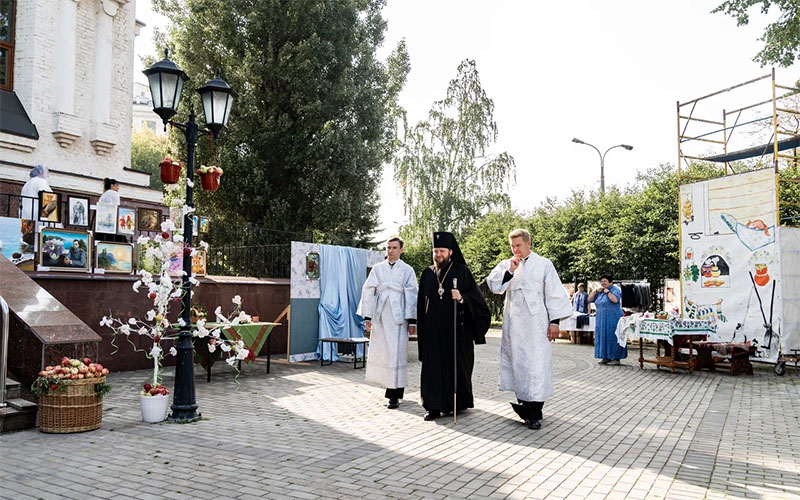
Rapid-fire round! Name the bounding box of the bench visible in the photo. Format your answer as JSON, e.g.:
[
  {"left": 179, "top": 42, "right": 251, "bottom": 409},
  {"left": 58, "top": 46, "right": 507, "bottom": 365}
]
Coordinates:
[{"left": 319, "top": 337, "right": 370, "bottom": 369}]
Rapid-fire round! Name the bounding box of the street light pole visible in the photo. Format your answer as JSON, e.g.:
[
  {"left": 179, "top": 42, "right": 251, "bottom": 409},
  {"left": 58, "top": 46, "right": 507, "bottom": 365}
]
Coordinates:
[
  {"left": 144, "top": 50, "right": 237, "bottom": 423},
  {"left": 167, "top": 109, "right": 200, "bottom": 422},
  {"left": 572, "top": 138, "right": 633, "bottom": 195}
]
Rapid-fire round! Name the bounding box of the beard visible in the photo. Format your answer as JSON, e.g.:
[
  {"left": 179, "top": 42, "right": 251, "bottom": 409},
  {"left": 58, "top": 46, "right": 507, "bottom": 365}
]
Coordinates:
[{"left": 434, "top": 256, "right": 450, "bottom": 269}]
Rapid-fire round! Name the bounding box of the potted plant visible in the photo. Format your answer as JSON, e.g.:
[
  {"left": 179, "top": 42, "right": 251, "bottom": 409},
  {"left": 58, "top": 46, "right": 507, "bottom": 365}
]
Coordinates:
[
  {"left": 159, "top": 157, "right": 182, "bottom": 184},
  {"left": 31, "top": 357, "right": 111, "bottom": 433},
  {"left": 100, "top": 209, "right": 250, "bottom": 423},
  {"left": 196, "top": 165, "right": 223, "bottom": 191}
]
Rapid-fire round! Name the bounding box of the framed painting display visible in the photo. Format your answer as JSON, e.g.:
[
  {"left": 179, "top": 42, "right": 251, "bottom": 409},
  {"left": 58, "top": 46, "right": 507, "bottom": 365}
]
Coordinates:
[
  {"left": 67, "top": 196, "right": 89, "bottom": 227},
  {"left": 169, "top": 207, "right": 183, "bottom": 229},
  {"left": 192, "top": 215, "right": 199, "bottom": 237},
  {"left": 0, "top": 217, "right": 35, "bottom": 270},
  {"left": 137, "top": 208, "right": 161, "bottom": 231},
  {"left": 95, "top": 242, "right": 134, "bottom": 274},
  {"left": 191, "top": 249, "right": 207, "bottom": 277},
  {"left": 198, "top": 216, "right": 210, "bottom": 233},
  {"left": 136, "top": 240, "right": 161, "bottom": 274},
  {"left": 117, "top": 207, "right": 136, "bottom": 235},
  {"left": 306, "top": 251, "right": 320, "bottom": 280},
  {"left": 94, "top": 204, "right": 117, "bottom": 234},
  {"left": 38, "top": 191, "right": 61, "bottom": 223},
  {"left": 38, "top": 228, "right": 92, "bottom": 273},
  {"left": 168, "top": 250, "right": 184, "bottom": 277}
]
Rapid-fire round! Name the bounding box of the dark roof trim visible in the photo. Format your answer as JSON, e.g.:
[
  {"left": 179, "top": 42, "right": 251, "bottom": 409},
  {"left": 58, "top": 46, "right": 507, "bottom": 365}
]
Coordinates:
[{"left": 0, "top": 90, "right": 39, "bottom": 139}]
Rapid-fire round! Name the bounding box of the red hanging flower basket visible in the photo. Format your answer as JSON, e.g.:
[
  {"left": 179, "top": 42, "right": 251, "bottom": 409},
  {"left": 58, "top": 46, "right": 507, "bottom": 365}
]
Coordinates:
[
  {"left": 196, "top": 166, "right": 223, "bottom": 191},
  {"left": 159, "top": 157, "right": 182, "bottom": 184}
]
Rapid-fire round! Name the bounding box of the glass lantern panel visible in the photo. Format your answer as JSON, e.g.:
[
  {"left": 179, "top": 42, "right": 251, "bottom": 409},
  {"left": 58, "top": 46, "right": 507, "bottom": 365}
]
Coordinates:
[
  {"left": 147, "top": 72, "right": 163, "bottom": 109},
  {"left": 160, "top": 73, "right": 180, "bottom": 110}
]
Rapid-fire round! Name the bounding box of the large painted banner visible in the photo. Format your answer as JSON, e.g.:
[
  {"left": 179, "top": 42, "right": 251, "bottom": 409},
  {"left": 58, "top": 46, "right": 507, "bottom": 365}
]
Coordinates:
[{"left": 680, "top": 169, "right": 786, "bottom": 361}]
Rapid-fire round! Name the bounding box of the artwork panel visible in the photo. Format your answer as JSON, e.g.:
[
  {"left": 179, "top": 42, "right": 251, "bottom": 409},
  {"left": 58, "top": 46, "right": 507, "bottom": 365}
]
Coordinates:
[
  {"left": 0, "top": 216, "right": 36, "bottom": 269},
  {"left": 117, "top": 207, "right": 137, "bottom": 235},
  {"left": 95, "top": 242, "right": 134, "bottom": 274},
  {"left": 67, "top": 197, "right": 89, "bottom": 227},
  {"left": 38, "top": 228, "right": 92, "bottom": 273},
  {"left": 136, "top": 240, "right": 162, "bottom": 274},
  {"left": 94, "top": 204, "right": 118, "bottom": 234},
  {"left": 191, "top": 249, "right": 207, "bottom": 277},
  {"left": 137, "top": 208, "right": 162, "bottom": 231},
  {"left": 38, "top": 192, "right": 61, "bottom": 223},
  {"left": 198, "top": 216, "right": 210, "bottom": 233}
]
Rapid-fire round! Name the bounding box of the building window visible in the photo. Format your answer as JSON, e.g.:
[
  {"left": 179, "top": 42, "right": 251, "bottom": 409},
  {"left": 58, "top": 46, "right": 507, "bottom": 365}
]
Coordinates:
[
  {"left": 0, "top": 0, "right": 14, "bottom": 91},
  {"left": 146, "top": 120, "right": 156, "bottom": 133}
]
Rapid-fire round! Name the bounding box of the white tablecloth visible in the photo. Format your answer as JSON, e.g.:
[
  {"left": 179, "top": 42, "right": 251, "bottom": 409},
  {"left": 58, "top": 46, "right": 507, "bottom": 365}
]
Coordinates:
[{"left": 560, "top": 313, "right": 595, "bottom": 332}]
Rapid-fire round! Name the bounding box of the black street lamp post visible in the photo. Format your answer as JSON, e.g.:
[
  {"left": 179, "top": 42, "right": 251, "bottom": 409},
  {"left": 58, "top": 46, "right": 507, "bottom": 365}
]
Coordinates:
[{"left": 143, "top": 50, "right": 237, "bottom": 423}]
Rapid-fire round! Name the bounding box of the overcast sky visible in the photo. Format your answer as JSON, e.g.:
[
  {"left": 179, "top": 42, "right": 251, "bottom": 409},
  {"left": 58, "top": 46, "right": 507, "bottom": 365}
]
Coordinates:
[{"left": 134, "top": 1, "right": 798, "bottom": 239}]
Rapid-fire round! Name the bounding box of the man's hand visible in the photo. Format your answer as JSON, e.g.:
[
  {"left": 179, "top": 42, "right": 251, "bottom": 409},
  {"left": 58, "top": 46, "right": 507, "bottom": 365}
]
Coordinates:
[
  {"left": 451, "top": 289, "right": 462, "bottom": 302},
  {"left": 365, "top": 320, "right": 372, "bottom": 332},
  {"left": 547, "top": 324, "right": 559, "bottom": 341},
  {"left": 509, "top": 255, "right": 521, "bottom": 272},
  {"left": 408, "top": 325, "right": 417, "bottom": 336}
]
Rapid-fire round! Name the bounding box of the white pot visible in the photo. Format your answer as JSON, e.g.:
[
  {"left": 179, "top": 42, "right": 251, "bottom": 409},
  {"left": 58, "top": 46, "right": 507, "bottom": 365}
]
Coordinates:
[{"left": 140, "top": 394, "right": 170, "bottom": 423}]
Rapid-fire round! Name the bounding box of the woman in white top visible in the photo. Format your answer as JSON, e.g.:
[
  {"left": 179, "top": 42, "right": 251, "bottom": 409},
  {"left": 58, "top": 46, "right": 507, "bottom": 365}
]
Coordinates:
[
  {"left": 97, "top": 178, "right": 120, "bottom": 206},
  {"left": 20, "top": 164, "right": 53, "bottom": 220}
]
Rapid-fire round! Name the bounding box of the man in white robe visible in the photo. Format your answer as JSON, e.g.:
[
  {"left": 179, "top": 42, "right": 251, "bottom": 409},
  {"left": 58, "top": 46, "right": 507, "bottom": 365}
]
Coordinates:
[
  {"left": 486, "top": 228, "right": 573, "bottom": 429},
  {"left": 357, "top": 237, "right": 418, "bottom": 409}
]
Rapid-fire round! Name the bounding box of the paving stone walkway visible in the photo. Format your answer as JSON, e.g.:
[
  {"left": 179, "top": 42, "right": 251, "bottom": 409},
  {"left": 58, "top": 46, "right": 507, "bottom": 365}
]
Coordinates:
[{"left": 2, "top": 330, "right": 799, "bottom": 500}]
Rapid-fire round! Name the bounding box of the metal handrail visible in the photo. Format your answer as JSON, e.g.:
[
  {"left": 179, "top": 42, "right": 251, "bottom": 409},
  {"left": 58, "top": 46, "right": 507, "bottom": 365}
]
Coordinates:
[{"left": 0, "top": 295, "right": 8, "bottom": 407}]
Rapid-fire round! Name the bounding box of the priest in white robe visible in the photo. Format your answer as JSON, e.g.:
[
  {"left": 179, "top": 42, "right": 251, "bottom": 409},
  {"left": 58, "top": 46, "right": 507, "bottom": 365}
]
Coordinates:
[
  {"left": 357, "top": 237, "right": 418, "bottom": 409},
  {"left": 486, "top": 228, "right": 573, "bottom": 429}
]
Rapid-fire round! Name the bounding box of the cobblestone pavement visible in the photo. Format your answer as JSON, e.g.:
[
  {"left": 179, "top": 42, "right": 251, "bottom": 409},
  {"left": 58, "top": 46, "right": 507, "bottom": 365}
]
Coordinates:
[{"left": 2, "top": 330, "right": 800, "bottom": 500}]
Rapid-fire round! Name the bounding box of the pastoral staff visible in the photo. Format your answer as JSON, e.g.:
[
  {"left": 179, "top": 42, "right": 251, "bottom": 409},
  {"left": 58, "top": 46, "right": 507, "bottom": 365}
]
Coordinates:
[
  {"left": 417, "top": 231, "right": 491, "bottom": 421},
  {"left": 357, "top": 237, "right": 418, "bottom": 409},
  {"left": 486, "top": 228, "right": 573, "bottom": 430}
]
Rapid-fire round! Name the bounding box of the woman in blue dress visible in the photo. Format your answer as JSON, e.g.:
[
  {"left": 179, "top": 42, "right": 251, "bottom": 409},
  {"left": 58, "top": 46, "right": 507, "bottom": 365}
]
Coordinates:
[{"left": 589, "top": 274, "right": 626, "bottom": 365}]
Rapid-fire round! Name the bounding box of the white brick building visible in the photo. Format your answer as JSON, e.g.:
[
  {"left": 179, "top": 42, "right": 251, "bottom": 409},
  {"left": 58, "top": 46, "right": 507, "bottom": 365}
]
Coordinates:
[{"left": 0, "top": 0, "right": 162, "bottom": 204}]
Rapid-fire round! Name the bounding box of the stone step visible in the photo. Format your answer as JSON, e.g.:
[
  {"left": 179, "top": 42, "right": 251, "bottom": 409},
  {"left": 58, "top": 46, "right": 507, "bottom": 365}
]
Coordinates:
[
  {"left": 4, "top": 378, "right": 21, "bottom": 400},
  {"left": 0, "top": 398, "right": 38, "bottom": 433}
]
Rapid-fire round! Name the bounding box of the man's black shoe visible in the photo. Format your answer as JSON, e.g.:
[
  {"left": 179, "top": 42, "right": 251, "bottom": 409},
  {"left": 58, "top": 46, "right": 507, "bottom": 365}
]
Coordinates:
[
  {"left": 423, "top": 411, "right": 440, "bottom": 421},
  {"left": 387, "top": 399, "right": 399, "bottom": 409},
  {"left": 525, "top": 419, "right": 542, "bottom": 430}
]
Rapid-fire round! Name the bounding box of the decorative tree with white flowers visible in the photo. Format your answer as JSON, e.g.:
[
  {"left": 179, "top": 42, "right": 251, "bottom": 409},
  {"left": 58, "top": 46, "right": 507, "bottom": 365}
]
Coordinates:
[{"left": 100, "top": 208, "right": 252, "bottom": 391}]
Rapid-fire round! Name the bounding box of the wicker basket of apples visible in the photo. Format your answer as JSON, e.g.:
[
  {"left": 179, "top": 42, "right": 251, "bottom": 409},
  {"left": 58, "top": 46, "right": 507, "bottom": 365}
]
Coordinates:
[{"left": 31, "top": 357, "right": 111, "bottom": 433}]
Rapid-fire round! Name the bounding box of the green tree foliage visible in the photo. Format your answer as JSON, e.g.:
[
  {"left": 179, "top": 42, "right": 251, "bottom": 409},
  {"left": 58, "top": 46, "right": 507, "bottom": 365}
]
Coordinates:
[
  {"left": 153, "top": 0, "right": 408, "bottom": 246},
  {"left": 713, "top": 0, "right": 800, "bottom": 66},
  {"left": 394, "top": 59, "right": 516, "bottom": 244},
  {"left": 131, "top": 128, "right": 170, "bottom": 191}
]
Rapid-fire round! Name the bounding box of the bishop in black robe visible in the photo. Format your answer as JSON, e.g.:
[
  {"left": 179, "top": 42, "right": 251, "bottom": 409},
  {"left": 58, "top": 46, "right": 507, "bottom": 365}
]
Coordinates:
[{"left": 417, "top": 232, "right": 491, "bottom": 420}]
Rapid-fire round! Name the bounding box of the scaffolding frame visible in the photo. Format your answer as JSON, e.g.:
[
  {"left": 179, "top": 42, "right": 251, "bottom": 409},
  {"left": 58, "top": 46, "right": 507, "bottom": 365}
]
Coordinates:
[{"left": 677, "top": 68, "right": 800, "bottom": 227}]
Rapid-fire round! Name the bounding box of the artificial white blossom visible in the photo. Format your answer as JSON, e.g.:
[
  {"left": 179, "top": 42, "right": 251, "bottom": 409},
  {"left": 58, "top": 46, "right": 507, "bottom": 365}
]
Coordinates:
[
  {"left": 220, "top": 343, "right": 232, "bottom": 353},
  {"left": 232, "top": 295, "right": 242, "bottom": 306},
  {"left": 128, "top": 318, "right": 137, "bottom": 325},
  {"left": 132, "top": 281, "right": 142, "bottom": 292},
  {"left": 169, "top": 346, "right": 177, "bottom": 356},
  {"left": 137, "top": 235, "right": 150, "bottom": 245},
  {"left": 178, "top": 318, "right": 186, "bottom": 327},
  {"left": 225, "top": 356, "right": 237, "bottom": 367},
  {"left": 146, "top": 310, "right": 156, "bottom": 321},
  {"left": 150, "top": 345, "right": 162, "bottom": 357}
]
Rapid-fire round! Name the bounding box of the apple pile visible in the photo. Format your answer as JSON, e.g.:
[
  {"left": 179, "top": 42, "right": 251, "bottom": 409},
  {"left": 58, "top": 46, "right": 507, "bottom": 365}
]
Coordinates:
[
  {"left": 39, "top": 357, "right": 109, "bottom": 380},
  {"left": 196, "top": 165, "right": 223, "bottom": 176},
  {"left": 141, "top": 382, "right": 169, "bottom": 397}
]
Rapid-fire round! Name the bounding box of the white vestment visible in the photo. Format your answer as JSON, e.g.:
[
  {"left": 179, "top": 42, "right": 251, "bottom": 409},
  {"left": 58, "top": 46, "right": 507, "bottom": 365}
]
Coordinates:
[
  {"left": 486, "top": 253, "right": 573, "bottom": 402},
  {"left": 357, "top": 259, "right": 418, "bottom": 389}
]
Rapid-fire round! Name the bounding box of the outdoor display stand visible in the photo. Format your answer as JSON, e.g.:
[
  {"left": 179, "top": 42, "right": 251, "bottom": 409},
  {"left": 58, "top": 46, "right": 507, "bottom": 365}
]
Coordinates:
[
  {"left": 194, "top": 322, "right": 279, "bottom": 381},
  {"left": 676, "top": 70, "right": 800, "bottom": 371},
  {"left": 636, "top": 318, "right": 715, "bottom": 373}
]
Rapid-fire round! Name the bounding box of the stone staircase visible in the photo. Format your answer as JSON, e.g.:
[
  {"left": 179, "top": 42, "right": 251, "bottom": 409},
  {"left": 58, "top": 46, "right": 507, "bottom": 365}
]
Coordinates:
[{"left": 0, "top": 378, "right": 37, "bottom": 433}]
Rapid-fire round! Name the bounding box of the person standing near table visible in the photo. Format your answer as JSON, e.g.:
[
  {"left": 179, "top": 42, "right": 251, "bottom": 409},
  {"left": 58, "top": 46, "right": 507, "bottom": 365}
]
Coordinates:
[
  {"left": 96, "top": 178, "right": 125, "bottom": 242},
  {"left": 20, "top": 164, "right": 53, "bottom": 220},
  {"left": 358, "top": 237, "right": 418, "bottom": 409},
  {"left": 573, "top": 283, "right": 588, "bottom": 314},
  {"left": 589, "top": 274, "right": 626, "bottom": 365},
  {"left": 486, "top": 228, "right": 573, "bottom": 430}
]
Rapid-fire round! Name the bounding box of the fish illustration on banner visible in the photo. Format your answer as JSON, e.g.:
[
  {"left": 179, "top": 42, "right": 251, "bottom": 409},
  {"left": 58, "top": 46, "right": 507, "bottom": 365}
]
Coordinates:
[{"left": 721, "top": 213, "right": 776, "bottom": 251}]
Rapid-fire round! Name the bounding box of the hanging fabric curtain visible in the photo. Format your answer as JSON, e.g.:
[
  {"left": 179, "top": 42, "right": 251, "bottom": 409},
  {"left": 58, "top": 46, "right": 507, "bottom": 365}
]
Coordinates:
[{"left": 317, "top": 244, "right": 367, "bottom": 361}]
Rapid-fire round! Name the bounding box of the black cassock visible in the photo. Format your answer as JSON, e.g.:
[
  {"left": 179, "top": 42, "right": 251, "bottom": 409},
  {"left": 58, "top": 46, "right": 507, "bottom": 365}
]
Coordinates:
[{"left": 417, "top": 261, "right": 491, "bottom": 413}]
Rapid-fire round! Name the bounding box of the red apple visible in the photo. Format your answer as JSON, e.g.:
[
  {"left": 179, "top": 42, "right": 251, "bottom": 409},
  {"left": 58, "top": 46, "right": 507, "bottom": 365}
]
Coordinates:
[
  {"left": 143, "top": 383, "right": 152, "bottom": 391},
  {"left": 161, "top": 231, "right": 170, "bottom": 240},
  {"left": 61, "top": 357, "right": 70, "bottom": 366},
  {"left": 149, "top": 388, "right": 159, "bottom": 396},
  {"left": 70, "top": 374, "right": 78, "bottom": 380},
  {"left": 78, "top": 366, "right": 88, "bottom": 374},
  {"left": 101, "top": 368, "right": 109, "bottom": 375},
  {"left": 86, "top": 372, "right": 94, "bottom": 378},
  {"left": 45, "top": 366, "right": 53, "bottom": 371},
  {"left": 82, "top": 357, "right": 91, "bottom": 365},
  {"left": 94, "top": 364, "right": 103, "bottom": 371},
  {"left": 77, "top": 374, "right": 84, "bottom": 379},
  {"left": 183, "top": 247, "right": 192, "bottom": 256},
  {"left": 148, "top": 292, "right": 157, "bottom": 300}
]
